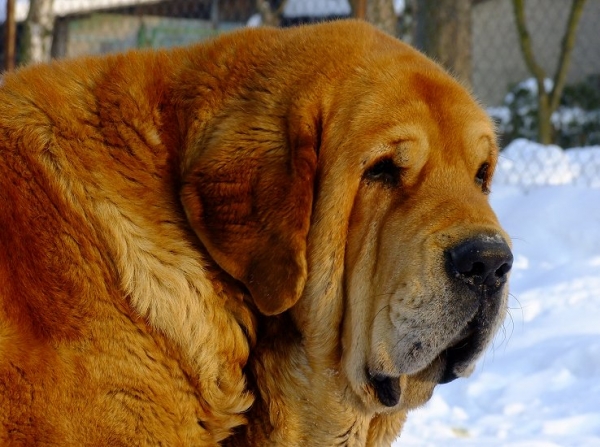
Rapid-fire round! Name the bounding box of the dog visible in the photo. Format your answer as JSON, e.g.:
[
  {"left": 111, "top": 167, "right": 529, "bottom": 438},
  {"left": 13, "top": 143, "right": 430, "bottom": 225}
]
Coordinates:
[{"left": 0, "top": 20, "right": 512, "bottom": 446}]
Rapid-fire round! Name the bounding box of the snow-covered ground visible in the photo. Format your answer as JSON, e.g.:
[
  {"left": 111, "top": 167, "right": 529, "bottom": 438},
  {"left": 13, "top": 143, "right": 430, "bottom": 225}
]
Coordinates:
[{"left": 396, "top": 139, "right": 600, "bottom": 446}]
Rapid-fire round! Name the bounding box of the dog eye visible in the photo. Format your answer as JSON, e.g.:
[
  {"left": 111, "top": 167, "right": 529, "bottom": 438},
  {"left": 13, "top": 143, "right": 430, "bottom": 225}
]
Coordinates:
[
  {"left": 364, "top": 158, "right": 401, "bottom": 187},
  {"left": 476, "top": 162, "right": 490, "bottom": 194}
]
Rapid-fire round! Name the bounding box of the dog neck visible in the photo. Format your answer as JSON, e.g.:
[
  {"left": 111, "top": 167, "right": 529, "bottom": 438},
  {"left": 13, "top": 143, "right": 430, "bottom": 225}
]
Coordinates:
[{"left": 221, "top": 309, "right": 405, "bottom": 446}]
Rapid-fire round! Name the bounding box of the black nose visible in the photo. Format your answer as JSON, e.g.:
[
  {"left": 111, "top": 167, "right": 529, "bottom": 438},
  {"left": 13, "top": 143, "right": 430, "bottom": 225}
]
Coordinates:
[{"left": 446, "top": 237, "right": 513, "bottom": 293}]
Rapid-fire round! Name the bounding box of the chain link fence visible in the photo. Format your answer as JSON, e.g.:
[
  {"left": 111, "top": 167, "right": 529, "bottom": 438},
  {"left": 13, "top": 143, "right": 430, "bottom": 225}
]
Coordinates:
[{"left": 2, "top": 0, "right": 599, "bottom": 186}]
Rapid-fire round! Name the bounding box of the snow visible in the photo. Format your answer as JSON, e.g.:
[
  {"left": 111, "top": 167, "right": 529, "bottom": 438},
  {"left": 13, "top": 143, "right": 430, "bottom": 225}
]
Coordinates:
[
  {"left": 283, "top": 0, "right": 351, "bottom": 18},
  {"left": 495, "top": 139, "right": 600, "bottom": 187},
  {"left": 395, "top": 139, "right": 600, "bottom": 446},
  {"left": 282, "top": 0, "right": 405, "bottom": 18}
]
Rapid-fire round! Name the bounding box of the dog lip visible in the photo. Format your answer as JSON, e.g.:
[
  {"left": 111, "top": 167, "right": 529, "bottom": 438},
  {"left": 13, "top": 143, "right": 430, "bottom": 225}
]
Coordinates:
[
  {"left": 438, "top": 325, "right": 479, "bottom": 384},
  {"left": 367, "top": 370, "right": 401, "bottom": 407}
]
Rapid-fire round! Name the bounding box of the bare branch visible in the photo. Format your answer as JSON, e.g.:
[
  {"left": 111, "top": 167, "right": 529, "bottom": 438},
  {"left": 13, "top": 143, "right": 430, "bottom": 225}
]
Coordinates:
[
  {"left": 550, "top": 0, "right": 588, "bottom": 112},
  {"left": 513, "top": 0, "right": 588, "bottom": 144},
  {"left": 512, "top": 0, "right": 546, "bottom": 90}
]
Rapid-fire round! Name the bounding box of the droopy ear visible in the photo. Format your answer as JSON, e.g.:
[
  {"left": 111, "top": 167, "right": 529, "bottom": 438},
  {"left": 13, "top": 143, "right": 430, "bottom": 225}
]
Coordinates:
[{"left": 181, "top": 110, "right": 319, "bottom": 315}]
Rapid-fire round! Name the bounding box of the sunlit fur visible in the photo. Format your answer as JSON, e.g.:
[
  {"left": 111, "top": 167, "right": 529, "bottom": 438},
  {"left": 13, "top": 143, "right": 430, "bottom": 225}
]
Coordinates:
[{"left": 0, "top": 21, "right": 509, "bottom": 446}]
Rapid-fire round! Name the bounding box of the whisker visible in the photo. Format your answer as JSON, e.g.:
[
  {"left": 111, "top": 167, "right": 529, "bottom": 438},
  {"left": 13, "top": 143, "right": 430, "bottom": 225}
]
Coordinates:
[{"left": 508, "top": 292, "right": 525, "bottom": 326}]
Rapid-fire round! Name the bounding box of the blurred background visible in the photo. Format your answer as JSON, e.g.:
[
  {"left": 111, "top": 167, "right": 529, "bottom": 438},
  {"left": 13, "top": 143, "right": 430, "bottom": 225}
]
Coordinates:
[{"left": 2, "top": 0, "right": 600, "bottom": 157}]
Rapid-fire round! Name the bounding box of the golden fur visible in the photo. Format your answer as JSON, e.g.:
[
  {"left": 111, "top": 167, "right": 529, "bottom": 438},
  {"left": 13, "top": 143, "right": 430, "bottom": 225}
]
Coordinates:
[{"left": 0, "top": 21, "right": 511, "bottom": 446}]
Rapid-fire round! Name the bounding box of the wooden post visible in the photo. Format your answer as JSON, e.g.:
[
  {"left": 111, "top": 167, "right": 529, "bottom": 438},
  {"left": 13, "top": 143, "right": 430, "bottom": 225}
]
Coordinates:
[
  {"left": 355, "top": 0, "right": 367, "bottom": 19},
  {"left": 5, "top": 0, "right": 16, "bottom": 71}
]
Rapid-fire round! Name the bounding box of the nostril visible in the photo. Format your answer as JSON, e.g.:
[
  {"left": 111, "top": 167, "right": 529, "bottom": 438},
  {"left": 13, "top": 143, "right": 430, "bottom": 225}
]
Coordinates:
[
  {"left": 469, "top": 261, "right": 487, "bottom": 278},
  {"left": 446, "top": 237, "right": 513, "bottom": 292},
  {"left": 496, "top": 262, "right": 512, "bottom": 278}
]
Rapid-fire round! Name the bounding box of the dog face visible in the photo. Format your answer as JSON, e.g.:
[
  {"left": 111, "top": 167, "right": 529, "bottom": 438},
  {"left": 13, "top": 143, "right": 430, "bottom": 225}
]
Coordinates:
[{"left": 315, "top": 53, "right": 513, "bottom": 411}]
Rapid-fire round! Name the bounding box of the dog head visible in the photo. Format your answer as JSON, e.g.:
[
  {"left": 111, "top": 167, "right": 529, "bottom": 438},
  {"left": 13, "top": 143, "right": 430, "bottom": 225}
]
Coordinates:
[
  {"left": 179, "top": 20, "right": 511, "bottom": 416},
  {"left": 299, "top": 25, "right": 512, "bottom": 412},
  {"left": 333, "top": 63, "right": 512, "bottom": 411}
]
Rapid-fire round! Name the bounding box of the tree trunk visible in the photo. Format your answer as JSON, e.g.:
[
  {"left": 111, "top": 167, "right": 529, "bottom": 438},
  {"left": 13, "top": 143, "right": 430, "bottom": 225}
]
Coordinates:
[
  {"left": 538, "top": 92, "right": 552, "bottom": 145},
  {"left": 414, "top": 0, "right": 473, "bottom": 87},
  {"left": 23, "top": 0, "right": 55, "bottom": 65},
  {"left": 351, "top": 0, "right": 397, "bottom": 36},
  {"left": 367, "top": 0, "right": 397, "bottom": 36}
]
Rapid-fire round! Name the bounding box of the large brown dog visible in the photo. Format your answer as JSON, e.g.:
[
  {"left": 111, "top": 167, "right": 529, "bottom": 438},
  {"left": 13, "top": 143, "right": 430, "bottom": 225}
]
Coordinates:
[{"left": 0, "top": 20, "right": 512, "bottom": 446}]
